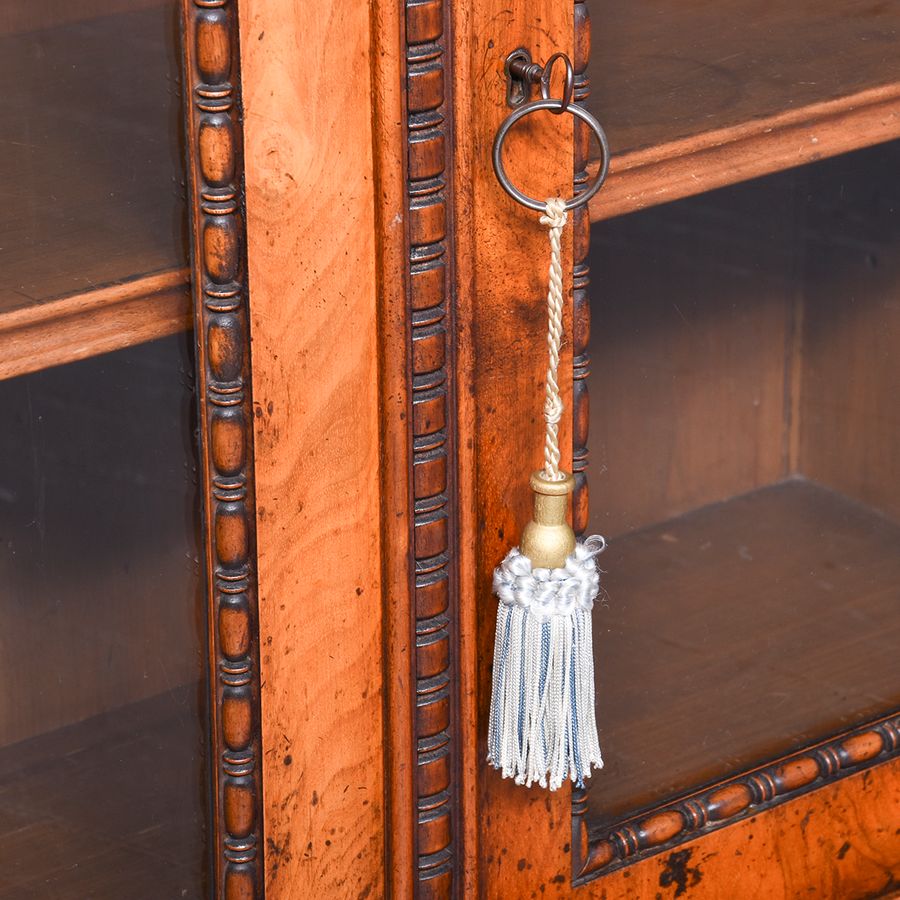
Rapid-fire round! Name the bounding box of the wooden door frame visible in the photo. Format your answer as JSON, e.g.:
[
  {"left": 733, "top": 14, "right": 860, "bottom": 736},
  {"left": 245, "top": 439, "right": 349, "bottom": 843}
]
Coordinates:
[{"left": 180, "top": 0, "right": 900, "bottom": 897}]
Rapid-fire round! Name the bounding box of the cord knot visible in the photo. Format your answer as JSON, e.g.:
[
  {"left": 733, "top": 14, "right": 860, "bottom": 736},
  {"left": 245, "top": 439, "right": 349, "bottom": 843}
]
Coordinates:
[
  {"left": 539, "top": 197, "right": 568, "bottom": 230},
  {"left": 544, "top": 393, "right": 563, "bottom": 426}
]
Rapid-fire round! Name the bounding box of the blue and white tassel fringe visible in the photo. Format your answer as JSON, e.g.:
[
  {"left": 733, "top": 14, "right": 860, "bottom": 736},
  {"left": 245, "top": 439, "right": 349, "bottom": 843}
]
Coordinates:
[{"left": 487, "top": 535, "right": 606, "bottom": 790}]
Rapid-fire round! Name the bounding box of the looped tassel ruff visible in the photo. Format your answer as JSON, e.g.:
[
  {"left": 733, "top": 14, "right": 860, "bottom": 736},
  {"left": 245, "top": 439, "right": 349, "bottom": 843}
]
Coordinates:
[{"left": 487, "top": 536, "right": 606, "bottom": 790}]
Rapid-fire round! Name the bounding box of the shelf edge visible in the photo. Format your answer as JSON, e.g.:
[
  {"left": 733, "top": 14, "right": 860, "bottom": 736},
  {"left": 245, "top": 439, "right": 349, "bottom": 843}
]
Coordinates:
[
  {"left": 0, "top": 268, "right": 192, "bottom": 380},
  {"left": 589, "top": 83, "right": 900, "bottom": 221}
]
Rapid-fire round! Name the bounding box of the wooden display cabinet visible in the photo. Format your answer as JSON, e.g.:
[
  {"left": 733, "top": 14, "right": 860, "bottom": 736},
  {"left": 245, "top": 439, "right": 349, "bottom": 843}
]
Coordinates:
[{"left": 1, "top": 0, "right": 898, "bottom": 897}]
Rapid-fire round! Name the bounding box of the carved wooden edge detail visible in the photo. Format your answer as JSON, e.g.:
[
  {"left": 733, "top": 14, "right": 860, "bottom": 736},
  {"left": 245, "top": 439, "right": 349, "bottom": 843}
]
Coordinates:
[
  {"left": 572, "top": 714, "right": 900, "bottom": 883},
  {"left": 572, "top": 0, "right": 591, "bottom": 540},
  {"left": 180, "top": 3, "right": 264, "bottom": 898},
  {"left": 404, "top": 0, "right": 460, "bottom": 896}
]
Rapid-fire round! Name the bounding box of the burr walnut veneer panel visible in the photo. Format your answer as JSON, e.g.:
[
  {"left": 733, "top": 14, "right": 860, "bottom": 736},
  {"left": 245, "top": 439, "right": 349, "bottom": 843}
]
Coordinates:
[{"left": 239, "top": 0, "right": 385, "bottom": 896}]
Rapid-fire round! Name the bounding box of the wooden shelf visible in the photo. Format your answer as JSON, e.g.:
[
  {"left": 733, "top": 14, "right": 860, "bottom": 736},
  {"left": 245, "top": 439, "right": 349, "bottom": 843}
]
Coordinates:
[
  {"left": 0, "top": 269, "right": 191, "bottom": 380},
  {"left": 586, "top": 0, "right": 900, "bottom": 221},
  {"left": 586, "top": 479, "right": 900, "bottom": 827},
  {"left": 0, "top": 690, "right": 208, "bottom": 899},
  {"left": 0, "top": 4, "right": 190, "bottom": 374}
]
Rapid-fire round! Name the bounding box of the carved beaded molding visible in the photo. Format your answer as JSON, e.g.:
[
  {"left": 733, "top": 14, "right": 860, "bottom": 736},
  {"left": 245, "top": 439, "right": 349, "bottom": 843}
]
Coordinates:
[
  {"left": 572, "top": 714, "right": 900, "bottom": 882},
  {"left": 182, "top": 2, "right": 264, "bottom": 898},
  {"left": 405, "top": 0, "right": 459, "bottom": 894},
  {"left": 572, "top": 0, "right": 592, "bottom": 542}
]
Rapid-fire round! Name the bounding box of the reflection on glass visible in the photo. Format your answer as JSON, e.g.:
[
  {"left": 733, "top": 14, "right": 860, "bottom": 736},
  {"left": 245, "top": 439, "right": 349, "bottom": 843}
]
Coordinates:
[
  {"left": 0, "top": 336, "right": 208, "bottom": 898},
  {"left": 586, "top": 142, "right": 900, "bottom": 824}
]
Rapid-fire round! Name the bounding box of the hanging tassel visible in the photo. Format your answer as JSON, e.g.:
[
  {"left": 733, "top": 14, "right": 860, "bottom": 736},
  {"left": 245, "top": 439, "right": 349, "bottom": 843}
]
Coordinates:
[
  {"left": 487, "top": 198, "right": 606, "bottom": 790},
  {"left": 487, "top": 472, "right": 606, "bottom": 790}
]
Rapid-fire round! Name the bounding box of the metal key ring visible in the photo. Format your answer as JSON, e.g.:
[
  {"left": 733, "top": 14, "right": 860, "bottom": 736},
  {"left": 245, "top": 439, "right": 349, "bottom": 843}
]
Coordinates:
[
  {"left": 540, "top": 52, "right": 574, "bottom": 114},
  {"left": 492, "top": 98, "right": 610, "bottom": 212}
]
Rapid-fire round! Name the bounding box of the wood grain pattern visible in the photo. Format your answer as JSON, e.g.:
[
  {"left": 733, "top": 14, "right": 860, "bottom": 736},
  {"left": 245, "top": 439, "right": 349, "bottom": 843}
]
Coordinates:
[
  {"left": 0, "top": 270, "right": 191, "bottom": 381},
  {"left": 370, "top": 0, "right": 416, "bottom": 894},
  {"left": 180, "top": 2, "right": 263, "bottom": 897},
  {"left": 238, "top": 0, "right": 385, "bottom": 896},
  {"left": 585, "top": 0, "right": 900, "bottom": 221},
  {"left": 571, "top": 757, "right": 900, "bottom": 898},
  {"left": 450, "top": 0, "right": 578, "bottom": 895},
  {"left": 579, "top": 714, "right": 900, "bottom": 879}
]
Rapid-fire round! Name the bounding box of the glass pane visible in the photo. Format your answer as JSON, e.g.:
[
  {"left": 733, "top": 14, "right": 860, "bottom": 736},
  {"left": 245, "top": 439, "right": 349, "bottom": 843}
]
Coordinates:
[
  {"left": 0, "top": 2, "right": 206, "bottom": 896},
  {"left": 0, "top": 2, "right": 185, "bottom": 310},
  {"left": 0, "top": 336, "right": 208, "bottom": 898},
  {"left": 586, "top": 141, "right": 900, "bottom": 825},
  {"left": 591, "top": 2, "right": 900, "bottom": 162}
]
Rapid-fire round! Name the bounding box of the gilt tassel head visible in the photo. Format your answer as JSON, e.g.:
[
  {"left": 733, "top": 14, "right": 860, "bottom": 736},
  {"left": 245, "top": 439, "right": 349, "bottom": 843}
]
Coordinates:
[{"left": 519, "top": 470, "right": 576, "bottom": 569}]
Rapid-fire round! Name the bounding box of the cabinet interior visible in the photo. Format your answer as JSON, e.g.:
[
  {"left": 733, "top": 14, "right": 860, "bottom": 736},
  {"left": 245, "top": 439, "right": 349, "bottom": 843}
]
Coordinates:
[
  {"left": 585, "top": 0, "right": 900, "bottom": 220},
  {"left": 585, "top": 141, "right": 900, "bottom": 827},
  {"left": 0, "top": 337, "right": 209, "bottom": 898},
  {"left": 0, "top": 4, "right": 205, "bottom": 896},
  {"left": 0, "top": 2, "right": 191, "bottom": 381}
]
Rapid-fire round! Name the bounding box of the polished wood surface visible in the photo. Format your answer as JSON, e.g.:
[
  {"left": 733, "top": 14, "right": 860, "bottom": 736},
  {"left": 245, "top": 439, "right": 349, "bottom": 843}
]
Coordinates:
[
  {"left": 0, "top": 7, "right": 186, "bottom": 313},
  {"left": 0, "top": 270, "right": 190, "bottom": 381},
  {"left": 585, "top": 0, "right": 900, "bottom": 220},
  {"left": 576, "top": 757, "right": 900, "bottom": 898},
  {"left": 368, "top": 0, "right": 417, "bottom": 893},
  {"left": 451, "top": 0, "right": 579, "bottom": 894},
  {"left": 397, "top": 0, "right": 463, "bottom": 892},
  {"left": 239, "top": 0, "right": 385, "bottom": 896},
  {"left": 0, "top": 689, "right": 208, "bottom": 899},
  {"left": 586, "top": 479, "right": 900, "bottom": 826}
]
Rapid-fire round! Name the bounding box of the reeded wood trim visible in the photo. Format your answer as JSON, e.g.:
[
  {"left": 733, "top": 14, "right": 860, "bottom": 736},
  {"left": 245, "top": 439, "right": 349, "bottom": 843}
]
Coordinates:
[
  {"left": 404, "top": 0, "right": 460, "bottom": 894},
  {"left": 0, "top": 270, "right": 191, "bottom": 381},
  {"left": 180, "top": 3, "right": 263, "bottom": 898},
  {"left": 573, "top": 714, "right": 900, "bottom": 883},
  {"left": 571, "top": 0, "right": 591, "bottom": 540}
]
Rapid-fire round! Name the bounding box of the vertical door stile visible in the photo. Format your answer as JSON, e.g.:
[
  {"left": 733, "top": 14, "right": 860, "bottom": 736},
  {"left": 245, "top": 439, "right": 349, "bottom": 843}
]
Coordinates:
[{"left": 450, "top": 0, "right": 577, "bottom": 895}]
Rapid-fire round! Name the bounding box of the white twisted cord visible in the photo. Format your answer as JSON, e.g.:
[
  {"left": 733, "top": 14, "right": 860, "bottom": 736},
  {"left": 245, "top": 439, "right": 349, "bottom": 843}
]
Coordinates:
[{"left": 539, "top": 198, "right": 568, "bottom": 481}]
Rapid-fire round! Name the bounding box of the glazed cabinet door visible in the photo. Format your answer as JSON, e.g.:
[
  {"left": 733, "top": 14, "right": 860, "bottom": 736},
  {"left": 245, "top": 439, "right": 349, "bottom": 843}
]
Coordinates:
[
  {"left": 226, "top": 0, "right": 582, "bottom": 896},
  {"left": 0, "top": 2, "right": 213, "bottom": 897},
  {"left": 171, "top": 0, "right": 900, "bottom": 898},
  {"left": 468, "top": 2, "right": 900, "bottom": 899}
]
